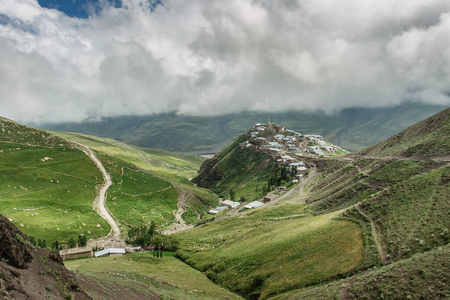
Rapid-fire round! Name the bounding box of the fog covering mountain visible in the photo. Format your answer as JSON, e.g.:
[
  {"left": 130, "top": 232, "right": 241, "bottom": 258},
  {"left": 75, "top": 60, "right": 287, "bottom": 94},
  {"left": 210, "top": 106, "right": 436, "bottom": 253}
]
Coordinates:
[{"left": 42, "top": 102, "right": 446, "bottom": 154}]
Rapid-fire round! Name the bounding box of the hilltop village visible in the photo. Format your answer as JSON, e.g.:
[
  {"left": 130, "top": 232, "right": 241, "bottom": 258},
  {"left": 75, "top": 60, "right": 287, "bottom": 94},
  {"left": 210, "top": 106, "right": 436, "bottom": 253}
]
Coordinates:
[
  {"left": 241, "top": 121, "right": 346, "bottom": 164},
  {"left": 206, "top": 122, "right": 347, "bottom": 215}
]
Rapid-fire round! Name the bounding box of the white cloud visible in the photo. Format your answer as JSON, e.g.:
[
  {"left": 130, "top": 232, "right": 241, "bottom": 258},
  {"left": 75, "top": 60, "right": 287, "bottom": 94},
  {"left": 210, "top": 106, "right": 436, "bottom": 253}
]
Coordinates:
[{"left": 0, "top": 0, "right": 449, "bottom": 123}]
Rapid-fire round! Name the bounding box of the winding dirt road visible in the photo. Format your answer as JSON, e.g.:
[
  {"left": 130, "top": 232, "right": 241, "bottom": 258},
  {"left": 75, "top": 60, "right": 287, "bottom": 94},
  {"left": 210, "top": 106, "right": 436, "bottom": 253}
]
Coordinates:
[{"left": 78, "top": 145, "right": 122, "bottom": 247}]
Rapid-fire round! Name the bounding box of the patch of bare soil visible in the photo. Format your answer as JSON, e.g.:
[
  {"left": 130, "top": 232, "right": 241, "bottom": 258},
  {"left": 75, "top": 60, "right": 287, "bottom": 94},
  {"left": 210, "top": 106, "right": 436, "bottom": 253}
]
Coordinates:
[
  {"left": 161, "top": 187, "right": 195, "bottom": 235},
  {"left": 0, "top": 215, "right": 91, "bottom": 299}
]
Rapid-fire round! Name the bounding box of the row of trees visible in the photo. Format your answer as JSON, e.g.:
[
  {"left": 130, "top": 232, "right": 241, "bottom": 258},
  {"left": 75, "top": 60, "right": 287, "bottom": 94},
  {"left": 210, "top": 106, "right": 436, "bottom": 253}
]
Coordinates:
[
  {"left": 29, "top": 234, "right": 87, "bottom": 250},
  {"left": 68, "top": 234, "right": 87, "bottom": 248}
]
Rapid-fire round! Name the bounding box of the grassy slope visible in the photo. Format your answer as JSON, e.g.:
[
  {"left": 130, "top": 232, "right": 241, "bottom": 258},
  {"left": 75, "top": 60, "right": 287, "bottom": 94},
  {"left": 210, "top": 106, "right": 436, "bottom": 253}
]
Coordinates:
[
  {"left": 176, "top": 203, "right": 363, "bottom": 299},
  {"left": 359, "top": 107, "right": 450, "bottom": 157},
  {"left": 0, "top": 119, "right": 109, "bottom": 243},
  {"left": 98, "top": 153, "right": 178, "bottom": 227},
  {"left": 357, "top": 165, "right": 449, "bottom": 261},
  {"left": 308, "top": 157, "right": 449, "bottom": 264},
  {"left": 193, "top": 132, "right": 278, "bottom": 202},
  {"left": 65, "top": 252, "right": 243, "bottom": 300},
  {"left": 54, "top": 132, "right": 219, "bottom": 224},
  {"left": 273, "top": 245, "right": 449, "bottom": 300}
]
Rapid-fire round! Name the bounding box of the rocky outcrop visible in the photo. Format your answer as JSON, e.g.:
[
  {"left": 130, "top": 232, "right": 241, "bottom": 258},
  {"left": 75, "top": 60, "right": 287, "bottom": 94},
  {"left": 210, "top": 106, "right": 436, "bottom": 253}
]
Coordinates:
[
  {"left": 0, "top": 215, "right": 91, "bottom": 299},
  {"left": 0, "top": 215, "right": 33, "bottom": 269}
]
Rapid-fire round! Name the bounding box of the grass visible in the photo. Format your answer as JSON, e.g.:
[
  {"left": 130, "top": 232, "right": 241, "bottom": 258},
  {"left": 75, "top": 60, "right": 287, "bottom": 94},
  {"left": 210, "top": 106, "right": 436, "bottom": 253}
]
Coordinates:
[
  {"left": 307, "top": 157, "right": 449, "bottom": 264},
  {"left": 65, "top": 251, "right": 243, "bottom": 300},
  {"left": 176, "top": 203, "right": 363, "bottom": 299},
  {"left": 99, "top": 153, "right": 178, "bottom": 226},
  {"left": 360, "top": 165, "right": 450, "bottom": 261},
  {"left": 53, "top": 132, "right": 220, "bottom": 225},
  {"left": 359, "top": 107, "right": 450, "bottom": 157},
  {"left": 0, "top": 119, "right": 110, "bottom": 243},
  {"left": 193, "top": 133, "right": 279, "bottom": 202},
  {"left": 271, "top": 244, "right": 450, "bottom": 299},
  {"left": 0, "top": 143, "right": 110, "bottom": 242}
]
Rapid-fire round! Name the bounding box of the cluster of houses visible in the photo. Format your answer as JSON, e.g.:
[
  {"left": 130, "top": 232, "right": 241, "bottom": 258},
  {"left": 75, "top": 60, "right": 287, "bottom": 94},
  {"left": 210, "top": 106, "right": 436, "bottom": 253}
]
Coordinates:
[
  {"left": 243, "top": 122, "right": 341, "bottom": 159},
  {"left": 205, "top": 122, "right": 346, "bottom": 216}
]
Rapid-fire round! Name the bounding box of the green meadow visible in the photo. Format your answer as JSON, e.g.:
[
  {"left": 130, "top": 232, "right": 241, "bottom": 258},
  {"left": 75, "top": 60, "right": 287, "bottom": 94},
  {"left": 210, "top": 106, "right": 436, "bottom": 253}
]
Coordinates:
[
  {"left": 99, "top": 153, "right": 179, "bottom": 226},
  {"left": 54, "top": 132, "right": 219, "bottom": 225},
  {"left": 175, "top": 203, "right": 363, "bottom": 299},
  {"left": 274, "top": 244, "right": 449, "bottom": 299},
  {"left": 65, "top": 252, "right": 243, "bottom": 300},
  {"left": 0, "top": 142, "right": 109, "bottom": 242}
]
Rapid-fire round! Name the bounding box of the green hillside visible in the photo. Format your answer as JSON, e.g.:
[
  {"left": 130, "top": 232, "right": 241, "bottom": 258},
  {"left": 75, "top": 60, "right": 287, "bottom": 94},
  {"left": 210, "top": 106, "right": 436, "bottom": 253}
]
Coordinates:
[
  {"left": 0, "top": 118, "right": 109, "bottom": 243},
  {"left": 65, "top": 251, "right": 242, "bottom": 300},
  {"left": 193, "top": 133, "right": 278, "bottom": 201},
  {"left": 41, "top": 102, "right": 446, "bottom": 153},
  {"left": 273, "top": 244, "right": 449, "bottom": 299},
  {"left": 176, "top": 204, "right": 362, "bottom": 299},
  {"left": 359, "top": 107, "right": 450, "bottom": 157},
  {"left": 53, "top": 132, "right": 219, "bottom": 225},
  {"left": 1, "top": 118, "right": 219, "bottom": 246}
]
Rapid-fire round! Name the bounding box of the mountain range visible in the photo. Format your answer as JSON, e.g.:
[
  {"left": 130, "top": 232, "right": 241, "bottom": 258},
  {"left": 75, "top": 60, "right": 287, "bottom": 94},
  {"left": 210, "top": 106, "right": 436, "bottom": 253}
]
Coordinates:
[{"left": 41, "top": 102, "right": 447, "bottom": 154}]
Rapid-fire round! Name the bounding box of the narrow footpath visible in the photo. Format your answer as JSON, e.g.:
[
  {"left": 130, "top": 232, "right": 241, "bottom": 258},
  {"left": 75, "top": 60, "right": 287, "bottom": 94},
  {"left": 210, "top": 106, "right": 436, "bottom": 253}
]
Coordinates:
[{"left": 355, "top": 202, "right": 388, "bottom": 265}]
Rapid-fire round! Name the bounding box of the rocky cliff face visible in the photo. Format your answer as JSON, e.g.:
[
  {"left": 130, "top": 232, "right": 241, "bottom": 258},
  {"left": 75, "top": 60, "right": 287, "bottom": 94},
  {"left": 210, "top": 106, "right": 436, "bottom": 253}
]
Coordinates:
[{"left": 0, "top": 215, "right": 91, "bottom": 299}]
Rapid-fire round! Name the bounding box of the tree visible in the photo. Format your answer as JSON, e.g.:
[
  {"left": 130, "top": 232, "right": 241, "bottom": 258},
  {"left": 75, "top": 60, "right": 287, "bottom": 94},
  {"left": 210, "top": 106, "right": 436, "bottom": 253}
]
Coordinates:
[
  {"left": 78, "top": 234, "right": 87, "bottom": 247},
  {"left": 128, "top": 227, "right": 136, "bottom": 239},
  {"left": 51, "top": 240, "right": 59, "bottom": 250},
  {"left": 230, "top": 189, "right": 236, "bottom": 200},
  {"left": 148, "top": 221, "right": 156, "bottom": 237},
  {"left": 68, "top": 238, "right": 76, "bottom": 248},
  {"left": 280, "top": 165, "right": 288, "bottom": 181}
]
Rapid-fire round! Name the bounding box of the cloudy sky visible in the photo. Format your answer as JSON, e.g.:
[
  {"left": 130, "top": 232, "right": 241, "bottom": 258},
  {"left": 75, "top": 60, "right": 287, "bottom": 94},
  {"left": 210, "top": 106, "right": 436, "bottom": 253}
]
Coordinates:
[{"left": 1, "top": 0, "right": 450, "bottom": 123}]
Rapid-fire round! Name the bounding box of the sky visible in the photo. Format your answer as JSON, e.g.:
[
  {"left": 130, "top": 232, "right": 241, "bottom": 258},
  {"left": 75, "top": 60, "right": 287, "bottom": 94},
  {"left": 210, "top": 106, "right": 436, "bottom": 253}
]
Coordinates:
[{"left": 0, "top": 0, "right": 450, "bottom": 123}]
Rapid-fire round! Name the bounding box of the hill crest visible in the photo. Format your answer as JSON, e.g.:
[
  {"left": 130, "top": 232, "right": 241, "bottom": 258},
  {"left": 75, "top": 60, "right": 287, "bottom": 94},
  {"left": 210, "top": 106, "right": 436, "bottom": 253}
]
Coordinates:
[{"left": 358, "top": 107, "right": 450, "bottom": 158}]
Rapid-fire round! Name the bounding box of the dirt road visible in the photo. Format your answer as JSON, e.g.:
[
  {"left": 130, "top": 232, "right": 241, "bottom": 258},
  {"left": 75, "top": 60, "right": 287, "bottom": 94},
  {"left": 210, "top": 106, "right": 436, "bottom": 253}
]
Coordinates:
[{"left": 78, "top": 145, "right": 123, "bottom": 247}]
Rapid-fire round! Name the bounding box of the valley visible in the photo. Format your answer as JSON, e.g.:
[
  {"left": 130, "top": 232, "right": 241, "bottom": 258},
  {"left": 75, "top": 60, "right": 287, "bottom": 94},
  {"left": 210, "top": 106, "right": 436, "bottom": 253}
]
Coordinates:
[{"left": 1, "top": 108, "right": 449, "bottom": 299}]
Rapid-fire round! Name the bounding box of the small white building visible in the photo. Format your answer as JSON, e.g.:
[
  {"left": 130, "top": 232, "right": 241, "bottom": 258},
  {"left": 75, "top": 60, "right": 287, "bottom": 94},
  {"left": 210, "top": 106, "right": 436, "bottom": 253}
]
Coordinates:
[
  {"left": 221, "top": 200, "right": 240, "bottom": 209},
  {"left": 94, "top": 248, "right": 126, "bottom": 258},
  {"left": 208, "top": 209, "right": 219, "bottom": 215},
  {"left": 243, "top": 201, "right": 265, "bottom": 209}
]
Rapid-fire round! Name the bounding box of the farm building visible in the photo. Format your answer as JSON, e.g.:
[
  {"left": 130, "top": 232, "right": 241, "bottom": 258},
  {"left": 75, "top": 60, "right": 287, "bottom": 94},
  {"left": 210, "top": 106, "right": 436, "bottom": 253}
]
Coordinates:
[
  {"left": 221, "top": 200, "right": 240, "bottom": 209},
  {"left": 263, "top": 196, "right": 274, "bottom": 202},
  {"left": 215, "top": 206, "right": 228, "bottom": 211},
  {"left": 94, "top": 248, "right": 126, "bottom": 258},
  {"left": 208, "top": 209, "right": 219, "bottom": 215},
  {"left": 59, "top": 247, "right": 92, "bottom": 260},
  {"left": 243, "top": 201, "right": 265, "bottom": 209}
]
